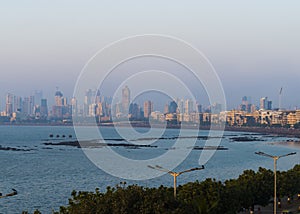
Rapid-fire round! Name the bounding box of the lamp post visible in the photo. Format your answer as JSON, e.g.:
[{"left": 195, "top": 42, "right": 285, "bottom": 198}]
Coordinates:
[
  {"left": 255, "top": 151, "right": 296, "bottom": 214},
  {"left": 148, "top": 165, "right": 205, "bottom": 198}
]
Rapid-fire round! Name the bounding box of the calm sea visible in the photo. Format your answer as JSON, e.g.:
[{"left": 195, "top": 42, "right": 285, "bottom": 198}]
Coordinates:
[{"left": 0, "top": 125, "right": 299, "bottom": 213}]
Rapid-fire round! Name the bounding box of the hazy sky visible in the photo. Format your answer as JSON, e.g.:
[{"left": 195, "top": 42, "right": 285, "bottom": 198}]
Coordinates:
[{"left": 1, "top": 1, "right": 300, "bottom": 110}]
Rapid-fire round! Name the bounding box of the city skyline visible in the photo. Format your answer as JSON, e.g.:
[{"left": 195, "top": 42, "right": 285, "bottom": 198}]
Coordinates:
[
  {"left": 0, "top": 86, "right": 297, "bottom": 113},
  {"left": 2, "top": 85, "right": 300, "bottom": 129},
  {"left": 1, "top": 85, "right": 298, "bottom": 121}
]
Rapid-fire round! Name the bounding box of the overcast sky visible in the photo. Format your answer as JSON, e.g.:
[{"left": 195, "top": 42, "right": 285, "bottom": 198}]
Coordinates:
[{"left": 1, "top": 1, "right": 300, "bottom": 110}]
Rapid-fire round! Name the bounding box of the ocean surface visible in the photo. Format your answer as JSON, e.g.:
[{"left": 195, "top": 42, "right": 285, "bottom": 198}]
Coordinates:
[{"left": 0, "top": 125, "right": 300, "bottom": 213}]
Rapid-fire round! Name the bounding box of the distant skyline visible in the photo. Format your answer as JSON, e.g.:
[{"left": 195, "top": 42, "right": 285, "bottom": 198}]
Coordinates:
[
  {"left": 0, "top": 86, "right": 296, "bottom": 113},
  {"left": 1, "top": 1, "right": 300, "bottom": 110}
]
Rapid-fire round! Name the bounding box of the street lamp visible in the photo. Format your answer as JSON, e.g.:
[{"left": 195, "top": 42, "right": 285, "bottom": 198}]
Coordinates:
[
  {"left": 255, "top": 151, "right": 296, "bottom": 214},
  {"left": 148, "top": 165, "right": 205, "bottom": 198}
]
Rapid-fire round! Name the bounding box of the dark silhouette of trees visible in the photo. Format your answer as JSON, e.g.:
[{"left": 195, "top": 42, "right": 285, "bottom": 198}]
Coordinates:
[{"left": 47, "top": 165, "right": 300, "bottom": 214}]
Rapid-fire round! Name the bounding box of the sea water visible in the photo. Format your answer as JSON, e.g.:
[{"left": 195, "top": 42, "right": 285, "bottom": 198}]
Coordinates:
[{"left": 0, "top": 125, "right": 299, "bottom": 213}]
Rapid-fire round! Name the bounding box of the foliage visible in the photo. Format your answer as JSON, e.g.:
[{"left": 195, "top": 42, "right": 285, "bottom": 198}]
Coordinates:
[{"left": 30, "top": 165, "right": 300, "bottom": 214}]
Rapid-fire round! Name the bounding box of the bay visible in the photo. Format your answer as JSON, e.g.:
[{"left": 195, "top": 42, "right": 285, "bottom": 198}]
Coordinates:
[{"left": 0, "top": 125, "right": 299, "bottom": 213}]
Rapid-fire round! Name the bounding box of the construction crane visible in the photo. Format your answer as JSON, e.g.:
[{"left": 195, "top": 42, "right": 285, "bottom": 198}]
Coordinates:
[{"left": 279, "top": 87, "right": 283, "bottom": 110}]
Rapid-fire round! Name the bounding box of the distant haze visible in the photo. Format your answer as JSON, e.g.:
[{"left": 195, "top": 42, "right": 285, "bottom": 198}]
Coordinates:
[{"left": 1, "top": 1, "right": 300, "bottom": 110}]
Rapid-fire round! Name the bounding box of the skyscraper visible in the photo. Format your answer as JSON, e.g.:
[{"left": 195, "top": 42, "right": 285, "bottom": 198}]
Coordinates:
[
  {"left": 22, "top": 97, "right": 30, "bottom": 116},
  {"left": 55, "top": 90, "right": 63, "bottom": 106},
  {"left": 40, "top": 99, "right": 48, "bottom": 118},
  {"left": 84, "top": 89, "right": 96, "bottom": 117},
  {"left": 169, "top": 101, "right": 178, "bottom": 114},
  {"left": 29, "top": 96, "right": 35, "bottom": 115},
  {"left": 196, "top": 103, "right": 202, "bottom": 113},
  {"left": 71, "top": 97, "right": 78, "bottom": 117},
  {"left": 53, "top": 89, "right": 64, "bottom": 119},
  {"left": 185, "top": 99, "right": 194, "bottom": 114},
  {"left": 240, "top": 96, "right": 252, "bottom": 113},
  {"left": 144, "top": 100, "right": 153, "bottom": 118},
  {"left": 176, "top": 98, "right": 184, "bottom": 114},
  {"left": 260, "top": 97, "right": 272, "bottom": 110},
  {"left": 5, "top": 93, "right": 14, "bottom": 116},
  {"left": 122, "top": 86, "right": 130, "bottom": 114}
]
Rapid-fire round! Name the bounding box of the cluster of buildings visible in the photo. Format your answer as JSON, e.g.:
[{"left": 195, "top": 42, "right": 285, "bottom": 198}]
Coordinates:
[
  {"left": 1, "top": 91, "right": 48, "bottom": 122},
  {"left": 1, "top": 87, "right": 300, "bottom": 128}
]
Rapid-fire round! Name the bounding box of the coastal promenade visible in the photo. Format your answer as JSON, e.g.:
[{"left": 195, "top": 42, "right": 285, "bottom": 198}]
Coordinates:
[{"left": 1, "top": 122, "right": 300, "bottom": 138}]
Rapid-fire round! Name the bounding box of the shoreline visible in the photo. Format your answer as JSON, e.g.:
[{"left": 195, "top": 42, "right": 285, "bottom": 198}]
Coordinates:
[{"left": 1, "top": 122, "right": 300, "bottom": 138}]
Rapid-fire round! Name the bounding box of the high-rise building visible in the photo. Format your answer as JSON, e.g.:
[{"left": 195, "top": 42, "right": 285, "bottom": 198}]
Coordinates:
[
  {"left": 129, "top": 103, "right": 141, "bottom": 119},
  {"left": 55, "top": 90, "right": 63, "bottom": 106},
  {"left": 169, "top": 101, "right": 178, "bottom": 114},
  {"left": 22, "top": 97, "right": 30, "bottom": 116},
  {"left": 5, "top": 93, "right": 14, "bottom": 116},
  {"left": 260, "top": 97, "right": 267, "bottom": 110},
  {"left": 196, "top": 103, "right": 202, "bottom": 113},
  {"left": 84, "top": 89, "right": 96, "bottom": 117},
  {"left": 71, "top": 97, "right": 78, "bottom": 117},
  {"left": 239, "top": 96, "right": 252, "bottom": 113},
  {"left": 144, "top": 100, "right": 153, "bottom": 118},
  {"left": 40, "top": 99, "right": 48, "bottom": 118},
  {"left": 62, "top": 97, "right": 68, "bottom": 106},
  {"left": 164, "top": 103, "right": 169, "bottom": 114},
  {"left": 176, "top": 98, "right": 184, "bottom": 114},
  {"left": 114, "top": 103, "right": 123, "bottom": 118},
  {"left": 95, "top": 90, "right": 101, "bottom": 104},
  {"left": 260, "top": 97, "right": 272, "bottom": 110},
  {"left": 29, "top": 96, "right": 35, "bottom": 115},
  {"left": 122, "top": 86, "right": 130, "bottom": 114},
  {"left": 14, "top": 96, "right": 22, "bottom": 112},
  {"left": 53, "top": 89, "right": 69, "bottom": 119},
  {"left": 184, "top": 99, "right": 194, "bottom": 114}
]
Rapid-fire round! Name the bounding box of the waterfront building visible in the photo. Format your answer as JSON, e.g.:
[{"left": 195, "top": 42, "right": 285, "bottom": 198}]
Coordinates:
[
  {"left": 122, "top": 86, "right": 130, "bottom": 115},
  {"left": 260, "top": 97, "right": 272, "bottom": 110},
  {"left": 5, "top": 93, "right": 14, "bottom": 116},
  {"left": 169, "top": 101, "right": 178, "bottom": 114},
  {"left": 40, "top": 99, "right": 48, "bottom": 118},
  {"left": 84, "top": 89, "right": 96, "bottom": 117},
  {"left": 259, "top": 110, "right": 274, "bottom": 125},
  {"left": 71, "top": 98, "right": 78, "bottom": 117},
  {"left": 239, "top": 96, "right": 252, "bottom": 113},
  {"left": 184, "top": 99, "right": 194, "bottom": 114},
  {"left": 13, "top": 96, "right": 22, "bottom": 113},
  {"left": 271, "top": 111, "right": 283, "bottom": 126},
  {"left": 287, "top": 112, "right": 297, "bottom": 126},
  {"left": 88, "top": 103, "right": 97, "bottom": 117},
  {"left": 55, "top": 90, "right": 63, "bottom": 106},
  {"left": 52, "top": 89, "right": 70, "bottom": 119},
  {"left": 113, "top": 103, "right": 123, "bottom": 119},
  {"left": 163, "top": 104, "right": 169, "bottom": 114},
  {"left": 165, "top": 113, "right": 177, "bottom": 124},
  {"left": 144, "top": 100, "right": 153, "bottom": 118},
  {"left": 129, "top": 103, "right": 141, "bottom": 120},
  {"left": 150, "top": 111, "right": 165, "bottom": 122},
  {"left": 52, "top": 106, "right": 63, "bottom": 119},
  {"left": 22, "top": 97, "right": 30, "bottom": 116},
  {"left": 296, "top": 110, "right": 300, "bottom": 123},
  {"left": 202, "top": 112, "right": 212, "bottom": 124},
  {"left": 196, "top": 103, "right": 202, "bottom": 113},
  {"left": 176, "top": 98, "right": 184, "bottom": 114}
]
